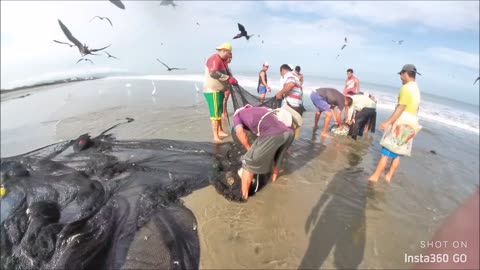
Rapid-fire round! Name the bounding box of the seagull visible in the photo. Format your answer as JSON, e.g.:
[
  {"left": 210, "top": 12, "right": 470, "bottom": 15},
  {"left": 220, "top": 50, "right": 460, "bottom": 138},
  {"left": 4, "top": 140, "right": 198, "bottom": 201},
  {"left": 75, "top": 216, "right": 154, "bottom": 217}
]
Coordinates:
[
  {"left": 76, "top": 58, "right": 94, "bottom": 64},
  {"left": 233, "top": 23, "right": 253, "bottom": 40},
  {"left": 90, "top": 16, "right": 113, "bottom": 27},
  {"left": 474, "top": 76, "right": 480, "bottom": 85},
  {"left": 151, "top": 80, "right": 157, "bottom": 95},
  {"left": 156, "top": 58, "right": 186, "bottom": 71},
  {"left": 392, "top": 40, "right": 404, "bottom": 45},
  {"left": 340, "top": 37, "right": 347, "bottom": 50},
  {"left": 109, "top": 0, "right": 125, "bottom": 10},
  {"left": 105, "top": 51, "right": 119, "bottom": 59},
  {"left": 160, "top": 0, "right": 177, "bottom": 7},
  {"left": 53, "top": 40, "right": 75, "bottom": 47},
  {"left": 57, "top": 19, "right": 111, "bottom": 56}
]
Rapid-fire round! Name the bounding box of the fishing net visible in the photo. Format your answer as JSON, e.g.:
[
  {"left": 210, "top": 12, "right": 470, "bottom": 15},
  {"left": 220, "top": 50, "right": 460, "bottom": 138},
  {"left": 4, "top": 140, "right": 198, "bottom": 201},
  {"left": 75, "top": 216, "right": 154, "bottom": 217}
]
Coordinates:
[
  {"left": 0, "top": 117, "right": 255, "bottom": 269},
  {"left": 0, "top": 83, "right": 289, "bottom": 270}
]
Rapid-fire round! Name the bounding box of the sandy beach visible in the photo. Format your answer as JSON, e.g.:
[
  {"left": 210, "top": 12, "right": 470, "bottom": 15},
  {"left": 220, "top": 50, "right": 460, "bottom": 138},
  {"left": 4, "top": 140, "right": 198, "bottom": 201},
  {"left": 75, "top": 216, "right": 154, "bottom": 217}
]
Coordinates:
[{"left": 1, "top": 77, "right": 478, "bottom": 269}]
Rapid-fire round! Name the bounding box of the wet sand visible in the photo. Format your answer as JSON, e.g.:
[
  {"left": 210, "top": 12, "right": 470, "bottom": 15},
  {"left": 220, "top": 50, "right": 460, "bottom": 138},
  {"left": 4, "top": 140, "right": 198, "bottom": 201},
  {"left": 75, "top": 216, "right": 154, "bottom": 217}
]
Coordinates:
[{"left": 2, "top": 78, "right": 478, "bottom": 269}]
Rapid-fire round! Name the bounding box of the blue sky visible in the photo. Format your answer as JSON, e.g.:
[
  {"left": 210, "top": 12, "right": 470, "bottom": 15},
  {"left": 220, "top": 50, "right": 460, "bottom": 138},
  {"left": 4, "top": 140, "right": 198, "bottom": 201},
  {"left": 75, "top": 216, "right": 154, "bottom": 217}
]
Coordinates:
[{"left": 1, "top": 1, "right": 479, "bottom": 105}]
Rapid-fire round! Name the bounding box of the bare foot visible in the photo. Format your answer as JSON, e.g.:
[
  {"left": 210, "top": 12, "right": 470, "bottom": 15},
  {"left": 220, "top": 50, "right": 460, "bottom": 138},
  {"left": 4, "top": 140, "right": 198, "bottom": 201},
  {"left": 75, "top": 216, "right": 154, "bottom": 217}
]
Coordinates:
[
  {"left": 321, "top": 132, "right": 332, "bottom": 138},
  {"left": 218, "top": 131, "right": 229, "bottom": 137},
  {"left": 213, "top": 137, "right": 223, "bottom": 143},
  {"left": 368, "top": 175, "right": 379, "bottom": 182},
  {"left": 385, "top": 174, "right": 392, "bottom": 182}
]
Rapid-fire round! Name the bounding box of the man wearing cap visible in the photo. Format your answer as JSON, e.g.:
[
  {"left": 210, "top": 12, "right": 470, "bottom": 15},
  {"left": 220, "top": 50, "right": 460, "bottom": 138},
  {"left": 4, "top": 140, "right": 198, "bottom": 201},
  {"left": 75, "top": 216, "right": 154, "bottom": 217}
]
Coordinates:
[
  {"left": 257, "top": 61, "right": 271, "bottom": 103},
  {"left": 369, "top": 64, "right": 422, "bottom": 182},
  {"left": 276, "top": 64, "right": 304, "bottom": 115},
  {"left": 204, "top": 42, "right": 238, "bottom": 142},
  {"left": 310, "top": 88, "right": 346, "bottom": 138},
  {"left": 233, "top": 104, "right": 301, "bottom": 200}
]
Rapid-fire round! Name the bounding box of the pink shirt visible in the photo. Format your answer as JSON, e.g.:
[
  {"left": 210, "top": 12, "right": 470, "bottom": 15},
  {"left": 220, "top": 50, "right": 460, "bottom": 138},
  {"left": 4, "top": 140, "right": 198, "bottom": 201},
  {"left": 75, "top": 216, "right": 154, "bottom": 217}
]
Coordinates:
[{"left": 344, "top": 75, "right": 358, "bottom": 96}]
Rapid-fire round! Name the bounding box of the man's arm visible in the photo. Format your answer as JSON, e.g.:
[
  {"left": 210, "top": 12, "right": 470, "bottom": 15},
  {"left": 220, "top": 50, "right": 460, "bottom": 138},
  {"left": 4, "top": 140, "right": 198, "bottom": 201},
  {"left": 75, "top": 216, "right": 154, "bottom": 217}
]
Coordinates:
[
  {"left": 355, "top": 78, "right": 360, "bottom": 92},
  {"left": 235, "top": 126, "right": 250, "bottom": 150},
  {"left": 275, "top": 82, "right": 295, "bottom": 99},
  {"left": 380, "top": 104, "right": 405, "bottom": 130},
  {"left": 347, "top": 106, "right": 355, "bottom": 123}
]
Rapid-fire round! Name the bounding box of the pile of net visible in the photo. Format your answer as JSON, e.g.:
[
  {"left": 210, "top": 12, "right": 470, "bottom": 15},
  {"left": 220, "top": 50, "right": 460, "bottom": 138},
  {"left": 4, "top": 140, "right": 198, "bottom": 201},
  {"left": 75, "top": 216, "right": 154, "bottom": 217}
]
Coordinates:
[{"left": 0, "top": 84, "right": 282, "bottom": 269}]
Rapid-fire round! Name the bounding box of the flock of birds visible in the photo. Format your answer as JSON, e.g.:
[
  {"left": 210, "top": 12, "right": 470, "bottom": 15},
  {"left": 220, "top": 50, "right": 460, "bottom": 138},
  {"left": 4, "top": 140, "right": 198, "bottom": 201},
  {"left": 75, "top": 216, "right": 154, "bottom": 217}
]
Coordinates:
[
  {"left": 53, "top": 0, "right": 183, "bottom": 69},
  {"left": 52, "top": 0, "right": 479, "bottom": 85}
]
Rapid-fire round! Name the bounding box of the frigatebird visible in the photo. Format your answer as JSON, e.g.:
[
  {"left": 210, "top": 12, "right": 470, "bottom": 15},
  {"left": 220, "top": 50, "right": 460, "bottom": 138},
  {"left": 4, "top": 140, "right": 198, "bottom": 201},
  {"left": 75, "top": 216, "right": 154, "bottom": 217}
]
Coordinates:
[
  {"left": 340, "top": 37, "right": 347, "bottom": 50},
  {"left": 90, "top": 16, "right": 113, "bottom": 27},
  {"left": 105, "top": 51, "right": 119, "bottom": 60},
  {"left": 109, "top": 0, "right": 125, "bottom": 10},
  {"left": 156, "top": 58, "right": 186, "bottom": 71},
  {"left": 53, "top": 40, "right": 75, "bottom": 47},
  {"left": 57, "top": 19, "right": 111, "bottom": 56},
  {"left": 76, "top": 58, "right": 94, "bottom": 64},
  {"left": 233, "top": 23, "right": 253, "bottom": 40},
  {"left": 160, "top": 0, "right": 177, "bottom": 7}
]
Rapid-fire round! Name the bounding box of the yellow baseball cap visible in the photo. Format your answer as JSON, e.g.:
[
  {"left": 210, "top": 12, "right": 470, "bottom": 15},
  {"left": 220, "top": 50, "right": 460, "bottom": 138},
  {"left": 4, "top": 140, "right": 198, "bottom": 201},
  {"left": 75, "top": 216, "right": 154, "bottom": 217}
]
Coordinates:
[{"left": 216, "top": 42, "right": 232, "bottom": 51}]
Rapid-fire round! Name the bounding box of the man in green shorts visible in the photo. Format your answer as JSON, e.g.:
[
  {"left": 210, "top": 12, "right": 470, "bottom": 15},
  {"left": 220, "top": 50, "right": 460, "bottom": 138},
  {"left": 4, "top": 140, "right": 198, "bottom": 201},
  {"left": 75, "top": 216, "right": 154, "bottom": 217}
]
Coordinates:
[{"left": 203, "top": 42, "right": 238, "bottom": 142}]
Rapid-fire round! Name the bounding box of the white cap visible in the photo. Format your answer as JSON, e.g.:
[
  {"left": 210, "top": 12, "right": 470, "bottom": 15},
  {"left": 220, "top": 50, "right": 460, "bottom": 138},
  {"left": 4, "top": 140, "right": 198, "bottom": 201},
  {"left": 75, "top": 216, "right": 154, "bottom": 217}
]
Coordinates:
[{"left": 263, "top": 61, "right": 269, "bottom": 67}]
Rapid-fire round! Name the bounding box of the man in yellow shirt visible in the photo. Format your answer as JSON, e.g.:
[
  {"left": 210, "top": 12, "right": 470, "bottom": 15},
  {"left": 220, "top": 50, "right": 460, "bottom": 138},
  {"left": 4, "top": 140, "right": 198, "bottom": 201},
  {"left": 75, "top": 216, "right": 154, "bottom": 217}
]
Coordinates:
[{"left": 369, "top": 64, "right": 421, "bottom": 182}]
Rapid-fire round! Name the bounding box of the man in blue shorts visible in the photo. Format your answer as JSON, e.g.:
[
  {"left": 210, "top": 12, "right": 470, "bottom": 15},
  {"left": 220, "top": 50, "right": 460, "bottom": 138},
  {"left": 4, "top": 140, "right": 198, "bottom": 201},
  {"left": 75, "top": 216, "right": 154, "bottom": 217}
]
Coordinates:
[
  {"left": 257, "top": 62, "right": 271, "bottom": 103},
  {"left": 310, "top": 88, "right": 345, "bottom": 138}
]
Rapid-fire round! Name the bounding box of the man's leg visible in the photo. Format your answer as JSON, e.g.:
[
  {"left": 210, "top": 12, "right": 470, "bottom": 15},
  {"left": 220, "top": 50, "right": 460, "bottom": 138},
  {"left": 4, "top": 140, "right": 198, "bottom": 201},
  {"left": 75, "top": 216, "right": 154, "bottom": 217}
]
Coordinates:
[
  {"left": 321, "top": 111, "right": 333, "bottom": 138},
  {"left": 210, "top": 120, "right": 222, "bottom": 142},
  {"left": 215, "top": 91, "right": 228, "bottom": 137},
  {"left": 272, "top": 132, "right": 295, "bottom": 182},
  {"left": 314, "top": 111, "right": 322, "bottom": 130},
  {"left": 385, "top": 157, "right": 401, "bottom": 182},
  {"left": 368, "top": 155, "right": 389, "bottom": 182},
  {"left": 259, "top": 93, "right": 266, "bottom": 104},
  {"left": 241, "top": 168, "right": 255, "bottom": 200}
]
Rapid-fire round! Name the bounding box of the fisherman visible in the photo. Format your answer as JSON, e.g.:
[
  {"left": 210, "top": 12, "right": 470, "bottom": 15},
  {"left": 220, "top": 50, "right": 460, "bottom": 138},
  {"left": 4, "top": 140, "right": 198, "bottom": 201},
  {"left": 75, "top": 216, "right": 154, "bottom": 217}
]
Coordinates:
[
  {"left": 233, "top": 104, "right": 302, "bottom": 200},
  {"left": 203, "top": 42, "right": 238, "bottom": 142},
  {"left": 257, "top": 62, "right": 271, "bottom": 103},
  {"left": 276, "top": 64, "right": 304, "bottom": 115},
  {"left": 310, "top": 88, "right": 346, "bottom": 138},
  {"left": 345, "top": 93, "right": 377, "bottom": 140}
]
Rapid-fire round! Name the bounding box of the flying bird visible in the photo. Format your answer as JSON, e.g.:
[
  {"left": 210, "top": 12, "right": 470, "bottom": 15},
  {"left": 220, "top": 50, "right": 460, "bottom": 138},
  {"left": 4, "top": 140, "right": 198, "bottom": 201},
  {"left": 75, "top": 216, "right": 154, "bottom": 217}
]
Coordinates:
[
  {"left": 90, "top": 16, "right": 113, "bottom": 27},
  {"left": 474, "top": 76, "right": 480, "bottom": 85},
  {"left": 233, "top": 23, "right": 253, "bottom": 40},
  {"left": 261, "top": 40, "right": 264, "bottom": 44},
  {"left": 76, "top": 58, "right": 94, "bottom": 64},
  {"left": 109, "top": 0, "right": 125, "bottom": 10},
  {"left": 160, "top": 0, "right": 177, "bottom": 7},
  {"left": 57, "top": 19, "right": 111, "bottom": 56},
  {"left": 392, "top": 40, "right": 404, "bottom": 45},
  {"left": 156, "top": 58, "right": 186, "bottom": 71},
  {"left": 53, "top": 40, "right": 75, "bottom": 47},
  {"left": 340, "top": 37, "right": 347, "bottom": 50},
  {"left": 151, "top": 80, "right": 157, "bottom": 95},
  {"left": 105, "top": 51, "right": 119, "bottom": 59},
  {"left": 336, "top": 54, "right": 340, "bottom": 59}
]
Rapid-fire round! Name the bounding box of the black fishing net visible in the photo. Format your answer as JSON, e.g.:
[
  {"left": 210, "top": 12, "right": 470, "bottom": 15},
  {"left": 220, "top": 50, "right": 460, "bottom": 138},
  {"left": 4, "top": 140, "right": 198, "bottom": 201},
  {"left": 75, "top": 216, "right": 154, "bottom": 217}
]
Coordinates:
[{"left": 0, "top": 84, "right": 289, "bottom": 270}]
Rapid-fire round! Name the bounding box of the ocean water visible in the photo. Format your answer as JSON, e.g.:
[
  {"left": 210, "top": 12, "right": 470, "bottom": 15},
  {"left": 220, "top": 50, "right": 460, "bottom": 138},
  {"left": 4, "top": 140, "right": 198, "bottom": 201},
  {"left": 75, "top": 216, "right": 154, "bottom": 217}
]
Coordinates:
[{"left": 1, "top": 75, "right": 479, "bottom": 269}]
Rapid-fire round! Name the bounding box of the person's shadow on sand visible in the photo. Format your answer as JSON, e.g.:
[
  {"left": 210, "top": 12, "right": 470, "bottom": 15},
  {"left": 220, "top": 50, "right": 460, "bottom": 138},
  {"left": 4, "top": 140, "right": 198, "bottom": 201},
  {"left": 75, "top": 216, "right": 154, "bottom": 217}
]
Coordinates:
[{"left": 298, "top": 152, "right": 372, "bottom": 270}]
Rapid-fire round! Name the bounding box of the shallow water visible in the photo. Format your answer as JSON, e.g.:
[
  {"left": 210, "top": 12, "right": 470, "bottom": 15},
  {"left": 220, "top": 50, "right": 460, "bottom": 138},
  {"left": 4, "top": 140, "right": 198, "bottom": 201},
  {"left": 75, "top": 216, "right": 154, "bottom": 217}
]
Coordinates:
[{"left": 1, "top": 78, "right": 478, "bottom": 269}]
